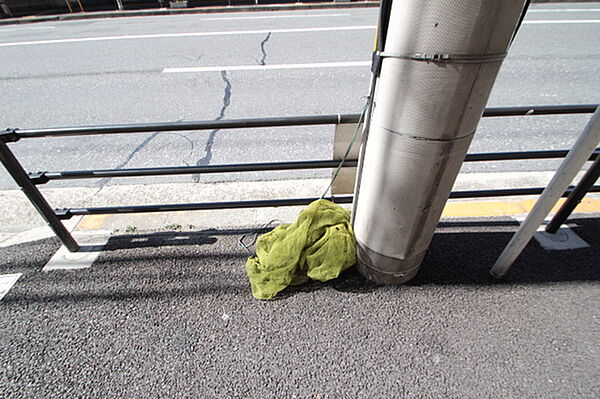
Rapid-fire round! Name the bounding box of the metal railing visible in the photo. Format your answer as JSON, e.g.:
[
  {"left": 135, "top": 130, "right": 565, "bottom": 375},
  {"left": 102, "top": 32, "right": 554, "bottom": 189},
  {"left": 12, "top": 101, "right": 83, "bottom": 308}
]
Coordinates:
[{"left": 1, "top": 104, "right": 598, "bottom": 252}]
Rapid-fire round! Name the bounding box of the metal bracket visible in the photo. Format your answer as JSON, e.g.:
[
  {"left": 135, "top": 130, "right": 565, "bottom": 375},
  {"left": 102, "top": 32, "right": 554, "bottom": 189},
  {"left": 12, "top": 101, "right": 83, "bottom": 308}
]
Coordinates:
[
  {"left": 371, "top": 51, "right": 382, "bottom": 77},
  {"left": 55, "top": 208, "right": 73, "bottom": 220},
  {"left": 0, "top": 128, "right": 20, "bottom": 143},
  {"left": 28, "top": 171, "right": 49, "bottom": 185}
]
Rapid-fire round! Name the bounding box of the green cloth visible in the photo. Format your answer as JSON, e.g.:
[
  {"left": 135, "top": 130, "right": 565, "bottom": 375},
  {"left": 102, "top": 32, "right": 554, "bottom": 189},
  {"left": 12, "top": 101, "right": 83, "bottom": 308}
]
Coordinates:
[{"left": 245, "top": 199, "right": 356, "bottom": 300}]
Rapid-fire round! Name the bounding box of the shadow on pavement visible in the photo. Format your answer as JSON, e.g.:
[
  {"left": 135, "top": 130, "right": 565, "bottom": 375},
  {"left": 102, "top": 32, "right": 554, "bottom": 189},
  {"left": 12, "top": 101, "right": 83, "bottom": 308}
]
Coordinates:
[
  {"left": 328, "top": 216, "right": 599, "bottom": 292},
  {"left": 102, "top": 227, "right": 275, "bottom": 251},
  {"left": 275, "top": 216, "right": 600, "bottom": 297},
  {"left": 1, "top": 217, "right": 597, "bottom": 305}
]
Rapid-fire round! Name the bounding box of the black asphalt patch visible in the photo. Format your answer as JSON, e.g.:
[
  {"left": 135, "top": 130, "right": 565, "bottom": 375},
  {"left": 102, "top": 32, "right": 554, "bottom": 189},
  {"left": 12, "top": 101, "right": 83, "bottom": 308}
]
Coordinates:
[{"left": 1, "top": 217, "right": 598, "bottom": 398}]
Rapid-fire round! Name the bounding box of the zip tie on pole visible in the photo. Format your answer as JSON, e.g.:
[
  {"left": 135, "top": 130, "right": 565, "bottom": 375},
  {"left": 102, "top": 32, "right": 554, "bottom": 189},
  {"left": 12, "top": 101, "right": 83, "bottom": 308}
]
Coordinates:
[{"left": 376, "top": 51, "right": 507, "bottom": 64}]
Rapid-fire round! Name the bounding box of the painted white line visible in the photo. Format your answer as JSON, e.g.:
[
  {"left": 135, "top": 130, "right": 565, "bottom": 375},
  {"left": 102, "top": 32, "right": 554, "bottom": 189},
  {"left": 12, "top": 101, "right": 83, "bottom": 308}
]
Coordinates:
[
  {"left": 0, "top": 216, "right": 83, "bottom": 248},
  {"left": 523, "top": 19, "right": 600, "bottom": 24},
  {"left": 0, "top": 26, "right": 55, "bottom": 32},
  {"left": 0, "top": 25, "right": 375, "bottom": 48},
  {"left": 42, "top": 231, "right": 110, "bottom": 272},
  {"left": 0, "top": 226, "right": 56, "bottom": 248},
  {"left": 202, "top": 13, "right": 349, "bottom": 21},
  {"left": 530, "top": 9, "right": 600, "bottom": 13},
  {"left": 1, "top": 19, "right": 595, "bottom": 48},
  {"left": 0, "top": 274, "right": 22, "bottom": 301},
  {"left": 163, "top": 61, "right": 370, "bottom": 73},
  {"left": 42, "top": 245, "right": 103, "bottom": 271}
]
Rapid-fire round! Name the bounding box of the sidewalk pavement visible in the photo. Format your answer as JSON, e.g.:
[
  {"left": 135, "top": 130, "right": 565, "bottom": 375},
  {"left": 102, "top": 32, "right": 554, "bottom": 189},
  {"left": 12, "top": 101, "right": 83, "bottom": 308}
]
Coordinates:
[
  {"left": 0, "top": 1, "right": 378, "bottom": 26},
  {"left": 1, "top": 174, "right": 599, "bottom": 397},
  {"left": 0, "top": 213, "right": 598, "bottom": 398}
]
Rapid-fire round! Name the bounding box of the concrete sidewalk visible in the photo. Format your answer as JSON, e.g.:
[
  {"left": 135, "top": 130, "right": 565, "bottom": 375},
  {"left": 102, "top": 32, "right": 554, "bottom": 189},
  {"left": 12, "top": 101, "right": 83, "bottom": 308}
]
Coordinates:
[
  {"left": 1, "top": 214, "right": 598, "bottom": 398},
  {"left": 2, "top": 173, "right": 600, "bottom": 248}
]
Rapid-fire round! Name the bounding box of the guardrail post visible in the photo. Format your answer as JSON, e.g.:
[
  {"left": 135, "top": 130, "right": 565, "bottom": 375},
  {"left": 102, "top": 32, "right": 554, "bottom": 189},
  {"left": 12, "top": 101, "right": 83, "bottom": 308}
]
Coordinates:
[
  {"left": 0, "top": 134, "right": 79, "bottom": 252},
  {"left": 545, "top": 155, "right": 600, "bottom": 234},
  {"left": 491, "top": 107, "right": 600, "bottom": 278}
]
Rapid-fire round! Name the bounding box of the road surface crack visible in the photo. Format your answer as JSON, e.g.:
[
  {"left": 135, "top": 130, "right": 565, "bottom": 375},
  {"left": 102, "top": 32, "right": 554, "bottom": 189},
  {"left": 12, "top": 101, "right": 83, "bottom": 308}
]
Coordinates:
[
  {"left": 96, "top": 132, "right": 159, "bottom": 188},
  {"left": 97, "top": 129, "right": 195, "bottom": 188},
  {"left": 179, "top": 54, "right": 204, "bottom": 63},
  {"left": 192, "top": 70, "right": 232, "bottom": 182},
  {"left": 259, "top": 32, "right": 271, "bottom": 65}
]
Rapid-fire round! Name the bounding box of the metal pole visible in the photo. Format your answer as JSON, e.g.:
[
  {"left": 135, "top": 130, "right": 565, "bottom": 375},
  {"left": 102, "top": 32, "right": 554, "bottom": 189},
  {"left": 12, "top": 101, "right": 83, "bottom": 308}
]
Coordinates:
[
  {"left": 353, "top": 0, "right": 529, "bottom": 284},
  {"left": 351, "top": 0, "right": 391, "bottom": 224},
  {"left": 116, "top": 0, "right": 124, "bottom": 11},
  {"left": 491, "top": 107, "right": 600, "bottom": 278},
  {"left": 545, "top": 155, "right": 600, "bottom": 234},
  {"left": 65, "top": 0, "right": 73, "bottom": 12},
  {"left": 0, "top": 141, "right": 79, "bottom": 252},
  {"left": 75, "top": 0, "right": 84, "bottom": 12},
  {"left": 0, "top": 0, "right": 13, "bottom": 17}
]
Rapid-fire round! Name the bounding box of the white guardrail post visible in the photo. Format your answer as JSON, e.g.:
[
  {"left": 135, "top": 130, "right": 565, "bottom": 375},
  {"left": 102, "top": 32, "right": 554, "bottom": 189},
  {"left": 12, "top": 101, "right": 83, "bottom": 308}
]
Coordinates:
[{"left": 490, "top": 107, "right": 600, "bottom": 278}]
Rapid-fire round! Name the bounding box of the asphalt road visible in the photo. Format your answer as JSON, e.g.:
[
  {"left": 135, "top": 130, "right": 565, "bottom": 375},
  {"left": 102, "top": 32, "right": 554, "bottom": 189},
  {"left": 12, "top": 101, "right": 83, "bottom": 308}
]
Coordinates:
[
  {"left": 1, "top": 216, "right": 599, "bottom": 398},
  {"left": 1, "top": 4, "right": 599, "bottom": 190}
]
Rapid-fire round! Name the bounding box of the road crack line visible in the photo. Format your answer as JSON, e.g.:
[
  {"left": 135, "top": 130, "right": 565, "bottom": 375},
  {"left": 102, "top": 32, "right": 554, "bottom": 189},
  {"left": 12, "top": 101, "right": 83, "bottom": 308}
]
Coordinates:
[
  {"left": 96, "top": 129, "right": 195, "bottom": 190},
  {"left": 96, "top": 132, "right": 159, "bottom": 188},
  {"left": 259, "top": 32, "right": 271, "bottom": 65},
  {"left": 192, "top": 70, "right": 232, "bottom": 182}
]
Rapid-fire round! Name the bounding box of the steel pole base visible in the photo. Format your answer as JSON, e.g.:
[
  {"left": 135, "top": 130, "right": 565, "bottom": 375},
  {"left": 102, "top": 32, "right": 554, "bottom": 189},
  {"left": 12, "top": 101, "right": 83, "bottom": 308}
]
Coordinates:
[{"left": 355, "top": 241, "right": 424, "bottom": 284}]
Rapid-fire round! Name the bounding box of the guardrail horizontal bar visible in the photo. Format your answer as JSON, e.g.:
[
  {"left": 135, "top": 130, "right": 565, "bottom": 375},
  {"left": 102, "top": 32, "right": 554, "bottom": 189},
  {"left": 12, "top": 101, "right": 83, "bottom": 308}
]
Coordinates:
[
  {"left": 60, "top": 196, "right": 354, "bottom": 218},
  {"left": 59, "top": 185, "right": 599, "bottom": 218},
  {"left": 465, "top": 149, "right": 599, "bottom": 162},
  {"left": 43, "top": 160, "right": 354, "bottom": 180},
  {"left": 41, "top": 148, "right": 600, "bottom": 182},
  {"left": 15, "top": 114, "right": 361, "bottom": 139},
  {"left": 449, "top": 186, "right": 599, "bottom": 199},
  {"left": 481, "top": 104, "right": 597, "bottom": 117},
  {"left": 13, "top": 104, "right": 598, "bottom": 139}
]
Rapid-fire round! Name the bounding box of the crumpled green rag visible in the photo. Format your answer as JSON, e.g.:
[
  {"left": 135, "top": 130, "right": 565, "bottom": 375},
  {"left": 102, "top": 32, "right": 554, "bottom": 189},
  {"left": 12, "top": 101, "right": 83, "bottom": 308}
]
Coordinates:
[{"left": 245, "top": 199, "right": 356, "bottom": 300}]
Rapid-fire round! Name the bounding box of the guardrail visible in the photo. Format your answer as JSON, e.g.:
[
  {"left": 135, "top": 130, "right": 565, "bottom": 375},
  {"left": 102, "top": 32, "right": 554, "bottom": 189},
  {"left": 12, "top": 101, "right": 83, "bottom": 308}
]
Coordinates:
[{"left": 1, "top": 104, "right": 598, "bottom": 252}]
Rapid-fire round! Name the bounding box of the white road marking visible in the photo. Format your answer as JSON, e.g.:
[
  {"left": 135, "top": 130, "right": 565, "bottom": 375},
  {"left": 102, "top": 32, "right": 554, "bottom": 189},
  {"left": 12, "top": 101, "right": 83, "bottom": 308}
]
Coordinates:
[
  {"left": 0, "top": 216, "right": 82, "bottom": 248},
  {"left": 0, "top": 273, "right": 21, "bottom": 300},
  {"left": 1, "top": 18, "right": 597, "bottom": 48},
  {"left": 163, "top": 61, "right": 370, "bottom": 73},
  {"left": 0, "top": 274, "right": 22, "bottom": 301},
  {"left": 523, "top": 19, "right": 600, "bottom": 24},
  {"left": 0, "top": 26, "right": 55, "bottom": 32},
  {"left": 42, "top": 244, "right": 103, "bottom": 271},
  {"left": 0, "top": 25, "right": 374, "bottom": 47},
  {"left": 42, "top": 231, "right": 110, "bottom": 271},
  {"left": 530, "top": 9, "right": 600, "bottom": 13},
  {"left": 202, "top": 13, "right": 349, "bottom": 21}
]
